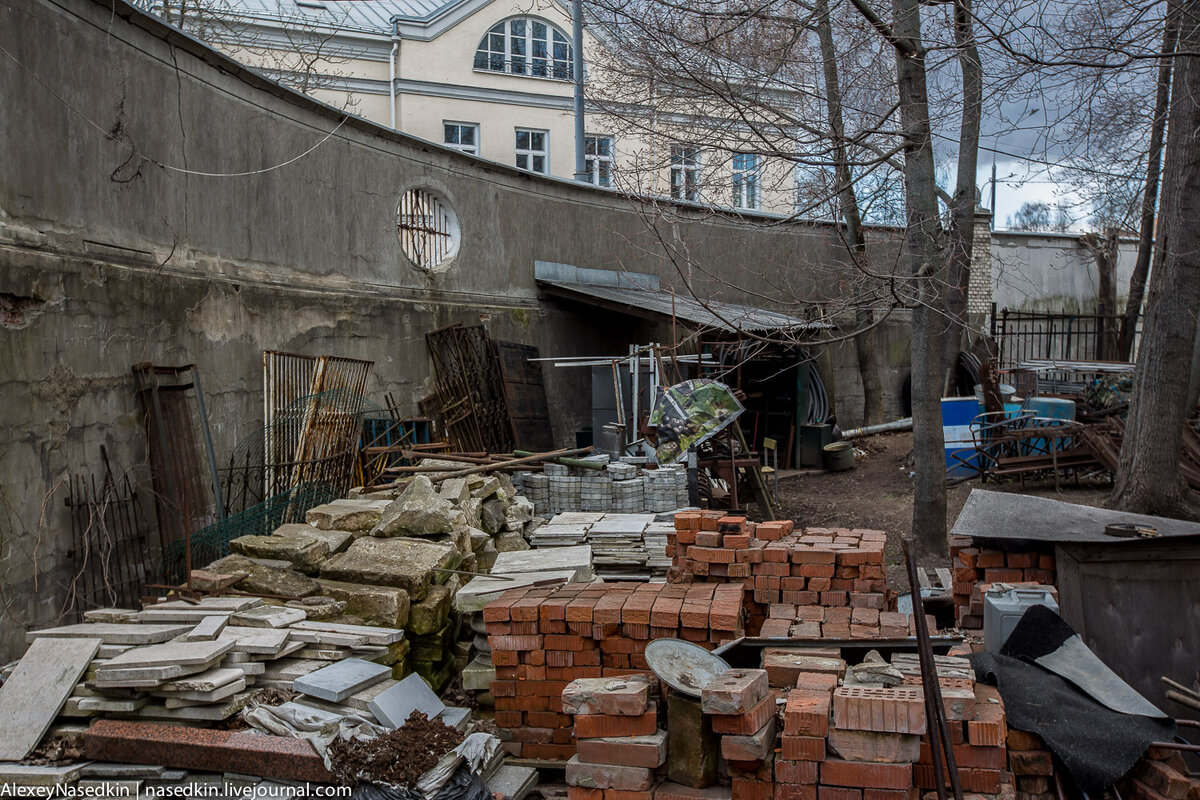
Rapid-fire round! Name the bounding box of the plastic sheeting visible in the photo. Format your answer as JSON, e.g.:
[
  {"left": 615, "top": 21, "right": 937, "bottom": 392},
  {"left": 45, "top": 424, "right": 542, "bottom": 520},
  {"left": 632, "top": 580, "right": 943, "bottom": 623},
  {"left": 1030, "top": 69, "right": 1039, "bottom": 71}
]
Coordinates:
[{"left": 650, "top": 379, "right": 744, "bottom": 463}]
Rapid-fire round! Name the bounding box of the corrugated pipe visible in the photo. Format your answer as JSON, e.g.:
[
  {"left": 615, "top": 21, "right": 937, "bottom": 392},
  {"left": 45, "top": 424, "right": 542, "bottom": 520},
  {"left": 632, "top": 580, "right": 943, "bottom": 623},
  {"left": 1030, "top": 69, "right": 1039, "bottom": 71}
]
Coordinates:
[{"left": 840, "top": 417, "right": 913, "bottom": 440}]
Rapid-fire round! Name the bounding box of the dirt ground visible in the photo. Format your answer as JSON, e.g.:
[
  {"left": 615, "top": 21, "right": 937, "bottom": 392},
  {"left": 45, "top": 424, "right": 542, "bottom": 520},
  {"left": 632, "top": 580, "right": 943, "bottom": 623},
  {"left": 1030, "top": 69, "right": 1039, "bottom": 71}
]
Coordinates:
[{"left": 772, "top": 431, "right": 1112, "bottom": 576}]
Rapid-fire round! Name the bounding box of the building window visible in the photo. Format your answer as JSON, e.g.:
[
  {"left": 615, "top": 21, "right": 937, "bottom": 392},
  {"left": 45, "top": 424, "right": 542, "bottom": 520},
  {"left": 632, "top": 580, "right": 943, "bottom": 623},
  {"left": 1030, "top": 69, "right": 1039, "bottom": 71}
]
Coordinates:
[
  {"left": 396, "top": 187, "right": 461, "bottom": 272},
  {"left": 586, "top": 135, "right": 614, "bottom": 187},
  {"left": 732, "top": 153, "right": 760, "bottom": 210},
  {"left": 444, "top": 122, "right": 479, "bottom": 155},
  {"left": 474, "top": 18, "right": 573, "bottom": 79},
  {"left": 516, "top": 129, "right": 548, "bottom": 173},
  {"left": 670, "top": 145, "right": 702, "bottom": 201}
]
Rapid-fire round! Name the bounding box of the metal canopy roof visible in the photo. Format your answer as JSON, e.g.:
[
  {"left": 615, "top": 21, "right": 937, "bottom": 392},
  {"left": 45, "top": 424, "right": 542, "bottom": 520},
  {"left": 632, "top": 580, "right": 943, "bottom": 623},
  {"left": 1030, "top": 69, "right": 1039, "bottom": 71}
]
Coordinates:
[{"left": 538, "top": 280, "right": 829, "bottom": 335}]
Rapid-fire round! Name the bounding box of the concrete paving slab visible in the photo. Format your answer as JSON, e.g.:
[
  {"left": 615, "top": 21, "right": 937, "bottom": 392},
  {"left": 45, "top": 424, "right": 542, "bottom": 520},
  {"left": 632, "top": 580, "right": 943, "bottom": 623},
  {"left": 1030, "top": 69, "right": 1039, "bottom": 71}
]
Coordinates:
[
  {"left": 274, "top": 524, "right": 354, "bottom": 555},
  {"left": 287, "top": 630, "right": 369, "bottom": 648},
  {"left": 293, "top": 658, "right": 390, "bottom": 702},
  {"left": 27, "top": 624, "right": 190, "bottom": 645},
  {"left": 231, "top": 606, "right": 307, "bottom": 629},
  {"left": 182, "top": 616, "right": 229, "bottom": 642},
  {"left": 102, "top": 639, "right": 235, "bottom": 669},
  {"left": 216, "top": 626, "right": 290, "bottom": 655},
  {"left": 133, "top": 691, "right": 253, "bottom": 721},
  {"left": 455, "top": 570, "right": 578, "bottom": 613},
  {"left": 77, "top": 696, "right": 149, "bottom": 713},
  {"left": 487, "top": 764, "right": 538, "bottom": 800},
  {"left": 157, "top": 668, "right": 245, "bottom": 693},
  {"left": 438, "top": 706, "right": 471, "bottom": 731},
  {"left": 152, "top": 597, "right": 263, "bottom": 611},
  {"left": 491, "top": 545, "right": 593, "bottom": 580},
  {"left": 136, "top": 608, "right": 238, "bottom": 624},
  {"left": 367, "top": 672, "right": 445, "bottom": 728},
  {"left": 0, "top": 763, "right": 88, "bottom": 786},
  {"left": 80, "top": 763, "right": 166, "bottom": 778},
  {"left": 289, "top": 621, "right": 404, "bottom": 646},
  {"left": 82, "top": 609, "right": 139, "bottom": 623},
  {"left": 0, "top": 636, "right": 100, "bottom": 760},
  {"left": 155, "top": 677, "right": 246, "bottom": 704}
]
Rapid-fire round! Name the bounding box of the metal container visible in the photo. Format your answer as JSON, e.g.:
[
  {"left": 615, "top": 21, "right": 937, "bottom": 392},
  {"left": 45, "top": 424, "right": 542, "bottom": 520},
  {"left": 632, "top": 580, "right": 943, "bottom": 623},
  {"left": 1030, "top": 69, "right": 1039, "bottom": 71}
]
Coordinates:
[
  {"left": 983, "top": 585, "right": 1059, "bottom": 652},
  {"left": 599, "top": 423, "right": 625, "bottom": 456},
  {"left": 800, "top": 424, "right": 833, "bottom": 467},
  {"left": 823, "top": 441, "right": 855, "bottom": 472}
]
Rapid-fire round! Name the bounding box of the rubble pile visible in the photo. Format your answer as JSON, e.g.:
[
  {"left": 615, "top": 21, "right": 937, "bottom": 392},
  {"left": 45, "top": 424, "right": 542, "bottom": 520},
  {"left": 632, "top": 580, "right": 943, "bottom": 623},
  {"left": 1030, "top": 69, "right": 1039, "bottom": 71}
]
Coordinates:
[
  {"left": 485, "top": 582, "right": 745, "bottom": 760},
  {"left": 948, "top": 537, "right": 1056, "bottom": 628}
]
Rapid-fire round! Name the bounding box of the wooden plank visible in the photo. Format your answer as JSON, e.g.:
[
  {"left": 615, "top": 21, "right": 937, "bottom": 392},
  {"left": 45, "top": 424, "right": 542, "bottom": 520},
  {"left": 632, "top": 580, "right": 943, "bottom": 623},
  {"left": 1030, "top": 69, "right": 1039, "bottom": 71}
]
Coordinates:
[{"left": 0, "top": 637, "right": 101, "bottom": 760}]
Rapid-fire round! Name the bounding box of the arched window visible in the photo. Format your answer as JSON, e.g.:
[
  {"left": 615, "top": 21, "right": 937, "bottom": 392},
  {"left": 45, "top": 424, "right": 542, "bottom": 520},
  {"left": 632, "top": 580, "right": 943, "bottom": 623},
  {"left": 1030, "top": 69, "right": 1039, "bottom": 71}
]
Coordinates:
[{"left": 474, "top": 18, "right": 573, "bottom": 80}]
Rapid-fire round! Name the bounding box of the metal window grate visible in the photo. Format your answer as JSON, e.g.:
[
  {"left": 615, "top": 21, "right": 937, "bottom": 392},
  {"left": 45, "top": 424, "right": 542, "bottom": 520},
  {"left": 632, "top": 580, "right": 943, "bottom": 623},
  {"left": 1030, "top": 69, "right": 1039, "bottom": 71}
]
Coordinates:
[{"left": 397, "top": 188, "right": 457, "bottom": 270}]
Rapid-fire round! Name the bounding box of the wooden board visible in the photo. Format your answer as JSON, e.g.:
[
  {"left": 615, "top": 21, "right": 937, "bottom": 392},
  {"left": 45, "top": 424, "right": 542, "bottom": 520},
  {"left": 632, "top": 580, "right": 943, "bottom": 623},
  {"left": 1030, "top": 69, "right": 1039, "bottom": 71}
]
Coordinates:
[
  {"left": 496, "top": 342, "right": 554, "bottom": 452},
  {"left": 0, "top": 637, "right": 101, "bottom": 760}
]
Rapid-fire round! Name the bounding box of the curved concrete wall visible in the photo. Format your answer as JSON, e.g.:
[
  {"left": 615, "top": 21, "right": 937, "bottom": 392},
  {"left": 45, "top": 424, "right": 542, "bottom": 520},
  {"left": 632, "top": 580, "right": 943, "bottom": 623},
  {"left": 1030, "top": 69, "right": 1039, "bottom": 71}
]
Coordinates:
[{"left": 0, "top": 0, "right": 908, "bottom": 657}]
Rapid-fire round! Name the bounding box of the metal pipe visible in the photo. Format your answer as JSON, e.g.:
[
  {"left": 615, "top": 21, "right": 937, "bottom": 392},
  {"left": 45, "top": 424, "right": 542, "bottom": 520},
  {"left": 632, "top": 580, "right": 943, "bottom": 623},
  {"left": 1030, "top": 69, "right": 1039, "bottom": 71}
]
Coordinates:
[
  {"left": 841, "top": 417, "right": 913, "bottom": 439},
  {"left": 572, "top": 0, "right": 586, "bottom": 181},
  {"left": 389, "top": 23, "right": 400, "bottom": 129}
]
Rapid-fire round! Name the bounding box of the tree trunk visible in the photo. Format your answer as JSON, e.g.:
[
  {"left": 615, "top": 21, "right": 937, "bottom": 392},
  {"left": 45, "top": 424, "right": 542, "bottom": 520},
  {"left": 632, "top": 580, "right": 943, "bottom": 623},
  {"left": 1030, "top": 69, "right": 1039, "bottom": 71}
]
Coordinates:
[
  {"left": 816, "top": 0, "right": 885, "bottom": 425},
  {"left": 1111, "top": 0, "right": 1200, "bottom": 517},
  {"left": 1117, "top": 7, "right": 1178, "bottom": 362},
  {"left": 941, "top": 0, "right": 983, "bottom": 396},
  {"left": 1082, "top": 231, "right": 1120, "bottom": 359},
  {"left": 891, "top": 0, "right": 948, "bottom": 557}
]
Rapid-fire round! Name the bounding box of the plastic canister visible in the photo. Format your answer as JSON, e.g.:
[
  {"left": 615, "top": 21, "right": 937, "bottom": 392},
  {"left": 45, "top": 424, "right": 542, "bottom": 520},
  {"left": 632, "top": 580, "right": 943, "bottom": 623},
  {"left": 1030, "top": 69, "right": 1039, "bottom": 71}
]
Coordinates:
[{"left": 983, "top": 585, "right": 1059, "bottom": 652}]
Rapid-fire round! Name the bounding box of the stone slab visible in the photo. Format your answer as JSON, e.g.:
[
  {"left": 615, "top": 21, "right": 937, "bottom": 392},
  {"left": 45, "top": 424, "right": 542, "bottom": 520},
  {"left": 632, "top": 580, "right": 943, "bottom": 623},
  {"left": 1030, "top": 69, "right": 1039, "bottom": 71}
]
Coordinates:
[
  {"left": 274, "top": 524, "right": 354, "bottom": 555},
  {"left": 152, "top": 597, "right": 263, "bottom": 611},
  {"left": 0, "top": 636, "right": 100, "bottom": 760},
  {"left": 217, "top": 626, "right": 291, "bottom": 655},
  {"left": 486, "top": 765, "right": 537, "bottom": 800},
  {"left": 84, "top": 720, "right": 332, "bottom": 782},
  {"left": 80, "top": 763, "right": 166, "bottom": 779},
  {"left": 0, "top": 763, "right": 88, "bottom": 786},
  {"left": 367, "top": 672, "right": 445, "bottom": 727},
  {"left": 155, "top": 677, "right": 247, "bottom": 703},
  {"left": 232, "top": 533, "right": 328, "bottom": 569},
  {"left": 136, "top": 608, "right": 237, "bottom": 624},
  {"left": 27, "top": 624, "right": 189, "bottom": 645},
  {"left": 77, "top": 696, "right": 148, "bottom": 712},
  {"left": 133, "top": 691, "right": 253, "bottom": 721},
  {"left": 491, "top": 545, "right": 593, "bottom": 580},
  {"left": 288, "top": 630, "right": 369, "bottom": 648},
  {"left": 206, "top": 555, "right": 321, "bottom": 598},
  {"left": 306, "top": 499, "right": 390, "bottom": 532},
  {"left": 314, "top": 579, "right": 411, "bottom": 628},
  {"left": 438, "top": 706, "right": 471, "bottom": 731},
  {"left": 156, "top": 668, "right": 246, "bottom": 693},
  {"left": 294, "top": 658, "right": 390, "bottom": 702},
  {"left": 320, "top": 537, "right": 457, "bottom": 601},
  {"left": 101, "top": 639, "right": 235, "bottom": 670},
  {"left": 231, "top": 606, "right": 307, "bottom": 629},
  {"left": 181, "top": 616, "right": 229, "bottom": 642},
  {"left": 289, "top": 620, "right": 404, "bottom": 646},
  {"left": 455, "top": 571, "right": 578, "bottom": 613},
  {"left": 82, "top": 609, "right": 139, "bottom": 624}
]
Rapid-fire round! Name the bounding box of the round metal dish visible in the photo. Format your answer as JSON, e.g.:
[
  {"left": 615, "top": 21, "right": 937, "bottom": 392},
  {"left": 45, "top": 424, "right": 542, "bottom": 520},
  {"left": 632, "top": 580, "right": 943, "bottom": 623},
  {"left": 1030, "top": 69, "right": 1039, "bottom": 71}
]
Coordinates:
[{"left": 644, "top": 638, "right": 732, "bottom": 698}]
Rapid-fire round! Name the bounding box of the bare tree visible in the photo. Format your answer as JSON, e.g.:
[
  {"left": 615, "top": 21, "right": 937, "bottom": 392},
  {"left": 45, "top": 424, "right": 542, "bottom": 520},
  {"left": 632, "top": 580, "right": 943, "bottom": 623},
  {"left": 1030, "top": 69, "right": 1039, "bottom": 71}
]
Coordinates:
[{"left": 1111, "top": 0, "right": 1200, "bottom": 517}]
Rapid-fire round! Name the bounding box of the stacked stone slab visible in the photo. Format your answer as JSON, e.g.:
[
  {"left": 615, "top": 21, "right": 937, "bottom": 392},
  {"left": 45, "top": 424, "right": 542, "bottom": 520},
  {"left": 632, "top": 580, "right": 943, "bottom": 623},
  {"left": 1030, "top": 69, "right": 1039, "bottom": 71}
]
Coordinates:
[
  {"left": 514, "top": 460, "right": 685, "bottom": 516},
  {"left": 530, "top": 513, "right": 675, "bottom": 579},
  {"left": 563, "top": 676, "right": 666, "bottom": 800},
  {"left": 484, "top": 582, "right": 745, "bottom": 760},
  {"left": 668, "top": 513, "right": 892, "bottom": 634},
  {"left": 702, "top": 669, "right": 777, "bottom": 800},
  {"left": 949, "top": 537, "right": 1056, "bottom": 628}
]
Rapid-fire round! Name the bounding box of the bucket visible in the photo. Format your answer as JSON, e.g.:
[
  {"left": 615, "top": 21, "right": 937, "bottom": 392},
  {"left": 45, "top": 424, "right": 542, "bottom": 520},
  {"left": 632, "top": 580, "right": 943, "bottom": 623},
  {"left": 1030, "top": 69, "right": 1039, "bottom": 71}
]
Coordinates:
[{"left": 823, "top": 441, "right": 855, "bottom": 472}]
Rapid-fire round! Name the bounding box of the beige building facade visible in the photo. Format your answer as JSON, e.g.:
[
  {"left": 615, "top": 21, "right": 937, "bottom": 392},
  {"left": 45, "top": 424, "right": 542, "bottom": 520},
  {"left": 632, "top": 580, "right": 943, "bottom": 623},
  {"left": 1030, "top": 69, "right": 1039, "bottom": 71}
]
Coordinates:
[{"left": 150, "top": 0, "right": 804, "bottom": 214}]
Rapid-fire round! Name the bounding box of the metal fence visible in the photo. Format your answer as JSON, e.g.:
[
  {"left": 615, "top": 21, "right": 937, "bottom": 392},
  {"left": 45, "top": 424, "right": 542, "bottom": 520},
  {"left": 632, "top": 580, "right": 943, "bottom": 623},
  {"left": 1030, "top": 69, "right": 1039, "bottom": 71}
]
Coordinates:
[{"left": 991, "top": 306, "right": 1139, "bottom": 370}]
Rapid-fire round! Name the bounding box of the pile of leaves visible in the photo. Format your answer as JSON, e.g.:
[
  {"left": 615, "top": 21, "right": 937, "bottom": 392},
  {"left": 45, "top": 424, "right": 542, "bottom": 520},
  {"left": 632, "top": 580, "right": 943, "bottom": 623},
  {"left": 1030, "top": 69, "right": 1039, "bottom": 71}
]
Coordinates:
[
  {"left": 24, "top": 735, "right": 85, "bottom": 766},
  {"left": 329, "top": 711, "right": 464, "bottom": 788}
]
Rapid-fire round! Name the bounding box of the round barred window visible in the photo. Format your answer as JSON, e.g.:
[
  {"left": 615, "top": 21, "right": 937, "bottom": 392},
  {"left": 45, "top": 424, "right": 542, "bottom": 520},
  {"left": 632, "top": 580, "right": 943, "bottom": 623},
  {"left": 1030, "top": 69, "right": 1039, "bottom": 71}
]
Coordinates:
[{"left": 396, "top": 187, "right": 460, "bottom": 272}]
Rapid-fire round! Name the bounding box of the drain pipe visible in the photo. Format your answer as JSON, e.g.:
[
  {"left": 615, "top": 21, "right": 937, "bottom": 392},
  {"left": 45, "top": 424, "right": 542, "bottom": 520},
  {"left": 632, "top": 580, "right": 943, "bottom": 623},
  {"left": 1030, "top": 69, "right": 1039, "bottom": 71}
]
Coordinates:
[
  {"left": 389, "top": 22, "right": 400, "bottom": 130},
  {"left": 571, "top": 0, "right": 586, "bottom": 181},
  {"left": 840, "top": 417, "right": 913, "bottom": 440}
]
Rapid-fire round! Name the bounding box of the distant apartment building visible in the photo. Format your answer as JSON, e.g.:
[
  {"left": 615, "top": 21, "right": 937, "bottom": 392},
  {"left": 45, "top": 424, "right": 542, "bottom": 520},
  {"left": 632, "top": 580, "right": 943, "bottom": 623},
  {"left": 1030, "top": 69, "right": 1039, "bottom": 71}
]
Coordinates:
[{"left": 145, "top": 0, "right": 803, "bottom": 214}]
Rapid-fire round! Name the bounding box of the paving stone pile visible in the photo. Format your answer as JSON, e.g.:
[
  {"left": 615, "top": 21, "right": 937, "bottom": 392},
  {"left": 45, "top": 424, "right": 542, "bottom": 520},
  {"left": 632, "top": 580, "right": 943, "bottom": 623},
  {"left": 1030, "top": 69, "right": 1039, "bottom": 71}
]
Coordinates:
[
  {"left": 515, "top": 461, "right": 688, "bottom": 516},
  {"left": 484, "top": 581, "right": 745, "bottom": 760},
  {"left": 528, "top": 511, "right": 676, "bottom": 579},
  {"left": 668, "top": 513, "right": 892, "bottom": 635},
  {"left": 948, "top": 537, "right": 1056, "bottom": 628}
]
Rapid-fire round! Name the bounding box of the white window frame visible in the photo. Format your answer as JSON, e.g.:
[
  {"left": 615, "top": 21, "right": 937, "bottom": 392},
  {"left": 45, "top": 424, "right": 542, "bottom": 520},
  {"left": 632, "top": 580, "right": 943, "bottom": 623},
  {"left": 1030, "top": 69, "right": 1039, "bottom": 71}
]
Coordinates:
[
  {"left": 515, "top": 128, "right": 549, "bottom": 174},
  {"left": 732, "top": 153, "right": 760, "bottom": 210},
  {"left": 443, "top": 122, "right": 479, "bottom": 155},
  {"left": 670, "top": 145, "right": 702, "bottom": 202},
  {"left": 474, "top": 17, "right": 573, "bottom": 80},
  {"left": 585, "top": 134, "right": 615, "bottom": 187}
]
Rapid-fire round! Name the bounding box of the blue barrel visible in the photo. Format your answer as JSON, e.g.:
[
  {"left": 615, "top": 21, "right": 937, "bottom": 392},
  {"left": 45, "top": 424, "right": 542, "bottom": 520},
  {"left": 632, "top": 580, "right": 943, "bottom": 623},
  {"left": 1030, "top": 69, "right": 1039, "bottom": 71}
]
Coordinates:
[{"left": 942, "top": 397, "right": 982, "bottom": 476}]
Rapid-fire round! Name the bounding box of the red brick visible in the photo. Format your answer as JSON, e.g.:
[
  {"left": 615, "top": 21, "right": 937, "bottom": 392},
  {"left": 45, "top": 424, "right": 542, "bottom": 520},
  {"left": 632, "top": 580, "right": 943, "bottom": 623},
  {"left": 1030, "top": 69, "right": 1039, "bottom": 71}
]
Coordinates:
[
  {"left": 574, "top": 706, "right": 658, "bottom": 739},
  {"left": 1009, "top": 749, "right": 1053, "bottom": 776},
  {"left": 568, "top": 788, "right": 604, "bottom": 800},
  {"left": 731, "top": 778, "right": 773, "bottom": 800},
  {"left": 725, "top": 534, "right": 752, "bottom": 549},
  {"left": 818, "top": 788, "right": 862, "bottom": 800},
  {"left": 1004, "top": 729, "right": 1043, "bottom": 751},
  {"left": 832, "top": 687, "right": 926, "bottom": 734},
  {"left": 863, "top": 791, "right": 917, "bottom": 800},
  {"left": 711, "top": 695, "right": 776, "bottom": 735},
  {"left": 565, "top": 757, "right": 652, "bottom": 790},
  {"left": 576, "top": 731, "right": 667, "bottom": 768},
  {"left": 775, "top": 760, "right": 818, "bottom": 784},
  {"left": 783, "top": 688, "right": 831, "bottom": 737},
  {"left": 821, "top": 759, "right": 913, "bottom": 790},
  {"left": 780, "top": 735, "right": 824, "bottom": 761},
  {"left": 776, "top": 785, "right": 817, "bottom": 800},
  {"left": 657, "top": 783, "right": 736, "bottom": 800},
  {"left": 702, "top": 669, "right": 769, "bottom": 715}
]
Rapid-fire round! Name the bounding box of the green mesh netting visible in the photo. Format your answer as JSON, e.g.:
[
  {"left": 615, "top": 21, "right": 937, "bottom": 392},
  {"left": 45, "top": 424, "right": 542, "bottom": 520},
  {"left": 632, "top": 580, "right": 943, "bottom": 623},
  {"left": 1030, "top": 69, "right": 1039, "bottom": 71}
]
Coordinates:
[{"left": 163, "top": 481, "right": 341, "bottom": 584}]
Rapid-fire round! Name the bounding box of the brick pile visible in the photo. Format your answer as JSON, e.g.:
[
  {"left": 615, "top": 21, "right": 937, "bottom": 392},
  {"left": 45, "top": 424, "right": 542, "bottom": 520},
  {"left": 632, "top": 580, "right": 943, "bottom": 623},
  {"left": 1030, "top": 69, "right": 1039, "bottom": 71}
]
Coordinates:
[
  {"left": 759, "top": 606, "right": 924, "bottom": 640},
  {"left": 702, "top": 669, "right": 778, "bottom": 800},
  {"left": 669, "top": 513, "right": 892, "bottom": 633},
  {"left": 563, "top": 675, "right": 666, "bottom": 800},
  {"left": 1119, "top": 745, "right": 1200, "bottom": 800},
  {"left": 949, "top": 537, "right": 1055, "bottom": 628},
  {"left": 484, "top": 581, "right": 744, "bottom": 760},
  {"left": 1004, "top": 728, "right": 1056, "bottom": 800}
]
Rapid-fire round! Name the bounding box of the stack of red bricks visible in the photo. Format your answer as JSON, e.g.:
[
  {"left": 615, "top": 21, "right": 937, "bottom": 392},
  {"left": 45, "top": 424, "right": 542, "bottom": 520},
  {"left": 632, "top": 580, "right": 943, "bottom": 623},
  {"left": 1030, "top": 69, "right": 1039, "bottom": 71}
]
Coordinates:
[
  {"left": 759, "top": 605, "right": 925, "bottom": 640},
  {"left": 823, "top": 684, "right": 926, "bottom": 800},
  {"left": 669, "top": 513, "right": 891, "bottom": 630},
  {"left": 949, "top": 536, "right": 1056, "bottom": 628},
  {"left": 563, "top": 675, "right": 666, "bottom": 800},
  {"left": 702, "top": 669, "right": 778, "bottom": 800},
  {"left": 1119, "top": 744, "right": 1200, "bottom": 800},
  {"left": 1004, "top": 728, "right": 1055, "bottom": 800},
  {"left": 777, "top": 671, "right": 837, "bottom": 800},
  {"left": 485, "top": 581, "right": 744, "bottom": 760}
]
